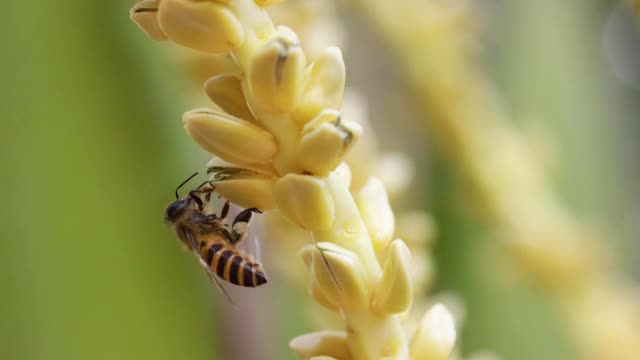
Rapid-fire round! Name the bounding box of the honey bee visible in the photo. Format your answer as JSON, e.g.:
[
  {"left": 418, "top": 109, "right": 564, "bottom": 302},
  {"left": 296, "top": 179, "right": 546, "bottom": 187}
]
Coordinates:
[{"left": 164, "top": 173, "right": 267, "bottom": 289}]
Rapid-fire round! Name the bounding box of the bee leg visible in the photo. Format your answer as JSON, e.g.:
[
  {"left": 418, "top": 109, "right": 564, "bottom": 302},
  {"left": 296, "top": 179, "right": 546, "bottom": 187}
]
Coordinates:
[
  {"left": 230, "top": 208, "right": 262, "bottom": 245},
  {"left": 195, "top": 180, "right": 214, "bottom": 191},
  {"left": 195, "top": 213, "right": 219, "bottom": 223},
  {"left": 188, "top": 192, "right": 204, "bottom": 211},
  {"left": 190, "top": 212, "right": 222, "bottom": 233},
  {"left": 220, "top": 200, "right": 230, "bottom": 220}
]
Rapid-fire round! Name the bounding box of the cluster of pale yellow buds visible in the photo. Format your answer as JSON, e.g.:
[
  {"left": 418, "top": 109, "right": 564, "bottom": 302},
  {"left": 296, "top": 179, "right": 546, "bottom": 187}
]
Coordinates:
[
  {"left": 169, "top": 0, "right": 344, "bottom": 99},
  {"left": 130, "top": 0, "right": 456, "bottom": 359}
]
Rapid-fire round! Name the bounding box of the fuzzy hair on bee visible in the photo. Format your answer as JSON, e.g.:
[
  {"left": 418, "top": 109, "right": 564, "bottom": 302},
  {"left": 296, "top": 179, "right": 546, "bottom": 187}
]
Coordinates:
[{"left": 165, "top": 173, "right": 266, "bottom": 289}]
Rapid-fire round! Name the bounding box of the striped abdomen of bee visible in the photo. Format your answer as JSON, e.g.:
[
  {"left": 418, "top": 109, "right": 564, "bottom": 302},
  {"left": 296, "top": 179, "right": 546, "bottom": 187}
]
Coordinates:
[{"left": 197, "top": 235, "right": 267, "bottom": 287}]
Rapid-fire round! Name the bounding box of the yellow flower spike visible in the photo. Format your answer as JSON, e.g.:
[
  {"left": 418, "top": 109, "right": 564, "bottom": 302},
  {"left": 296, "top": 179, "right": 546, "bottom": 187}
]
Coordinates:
[
  {"left": 307, "top": 242, "right": 370, "bottom": 311},
  {"left": 372, "top": 240, "right": 412, "bottom": 315},
  {"left": 356, "top": 178, "right": 395, "bottom": 254},
  {"left": 204, "top": 73, "right": 257, "bottom": 122},
  {"left": 132, "top": 0, "right": 416, "bottom": 357},
  {"left": 254, "top": 0, "right": 287, "bottom": 8},
  {"left": 297, "top": 121, "right": 362, "bottom": 177},
  {"left": 248, "top": 26, "right": 306, "bottom": 114},
  {"left": 411, "top": 304, "right": 457, "bottom": 360},
  {"left": 292, "top": 47, "right": 346, "bottom": 127},
  {"left": 289, "top": 331, "right": 352, "bottom": 360},
  {"left": 130, "top": 0, "right": 167, "bottom": 41},
  {"left": 183, "top": 108, "right": 277, "bottom": 165},
  {"left": 274, "top": 174, "right": 336, "bottom": 231},
  {"left": 157, "top": 0, "right": 244, "bottom": 54}
]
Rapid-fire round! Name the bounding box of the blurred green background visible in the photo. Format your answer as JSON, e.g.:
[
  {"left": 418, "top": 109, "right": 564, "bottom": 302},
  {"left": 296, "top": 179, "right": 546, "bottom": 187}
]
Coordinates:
[{"left": 1, "top": 1, "right": 638, "bottom": 360}]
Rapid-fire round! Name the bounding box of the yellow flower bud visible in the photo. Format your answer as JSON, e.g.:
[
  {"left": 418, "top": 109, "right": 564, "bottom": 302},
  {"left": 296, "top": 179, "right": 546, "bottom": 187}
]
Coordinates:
[
  {"left": 204, "top": 74, "right": 256, "bottom": 122},
  {"left": 309, "top": 282, "right": 340, "bottom": 312},
  {"left": 248, "top": 26, "right": 306, "bottom": 113},
  {"left": 183, "top": 108, "right": 277, "bottom": 165},
  {"left": 356, "top": 178, "right": 395, "bottom": 253},
  {"left": 292, "top": 47, "right": 346, "bottom": 126},
  {"left": 210, "top": 177, "right": 276, "bottom": 210},
  {"left": 157, "top": 0, "right": 244, "bottom": 53},
  {"left": 372, "top": 240, "right": 412, "bottom": 314},
  {"left": 299, "top": 243, "right": 340, "bottom": 313},
  {"left": 297, "top": 119, "right": 362, "bottom": 176},
  {"left": 129, "top": 0, "right": 167, "bottom": 41},
  {"left": 206, "top": 161, "right": 277, "bottom": 210},
  {"left": 300, "top": 242, "right": 369, "bottom": 311},
  {"left": 289, "top": 331, "right": 351, "bottom": 360},
  {"left": 411, "top": 304, "right": 457, "bottom": 360},
  {"left": 254, "top": 0, "right": 287, "bottom": 7},
  {"left": 274, "top": 174, "right": 335, "bottom": 231}
]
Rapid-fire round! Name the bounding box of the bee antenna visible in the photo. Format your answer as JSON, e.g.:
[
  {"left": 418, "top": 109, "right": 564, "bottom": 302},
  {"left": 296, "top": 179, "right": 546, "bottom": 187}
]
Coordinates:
[{"left": 175, "top": 172, "right": 199, "bottom": 199}]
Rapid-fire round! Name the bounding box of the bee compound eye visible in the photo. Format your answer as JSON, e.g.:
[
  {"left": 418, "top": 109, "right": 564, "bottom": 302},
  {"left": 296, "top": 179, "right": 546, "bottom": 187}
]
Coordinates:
[{"left": 165, "top": 200, "right": 186, "bottom": 221}]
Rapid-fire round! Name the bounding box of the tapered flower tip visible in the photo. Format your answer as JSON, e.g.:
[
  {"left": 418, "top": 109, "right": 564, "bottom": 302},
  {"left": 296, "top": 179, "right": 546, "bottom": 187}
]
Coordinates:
[
  {"left": 204, "top": 73, "right": 255, "bottom": 122},
  {"left": 411, "top": 304, "right": 457, "bottom": 360},
  {"left": 130, "top": 0, "right": 167, "bottom": 40},
  {"left": 183, "top": 108, "right": 277, "bottom": 165},
  {"left": 333, "top": 163, "right": 352, "bottom": 188},
  {"left": 289, "top": 331, "right": 351, "bottom": 360},
  {"left": 156, "top": 0, "right": 244, "bottom": 53},
  {"left": 372, "top": 239, "right": 412, "bottom": 314},
  {"left": 357, "top": 178, "right": 395, "bottom": 253}
]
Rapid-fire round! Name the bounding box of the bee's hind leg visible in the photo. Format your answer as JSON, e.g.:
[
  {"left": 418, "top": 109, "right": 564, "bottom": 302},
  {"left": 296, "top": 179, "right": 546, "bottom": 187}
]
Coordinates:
[{"left": 230, "top": 208, "right": 262, "bottom": 245}]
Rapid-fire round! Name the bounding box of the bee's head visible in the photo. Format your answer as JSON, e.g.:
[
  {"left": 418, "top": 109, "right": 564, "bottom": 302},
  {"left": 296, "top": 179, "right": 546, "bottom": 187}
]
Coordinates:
[
  {"left": 165, "top": 172, "right": 200, "bottom": 224},
  {"left": 164, "top": 197, "right": 192, "bottom": 224}
]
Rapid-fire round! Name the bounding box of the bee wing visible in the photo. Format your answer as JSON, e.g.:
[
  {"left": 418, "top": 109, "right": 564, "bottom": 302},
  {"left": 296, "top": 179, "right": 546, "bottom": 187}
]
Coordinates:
[{"left": 183, "top": 230, "right": 235, "bottom": 306}]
